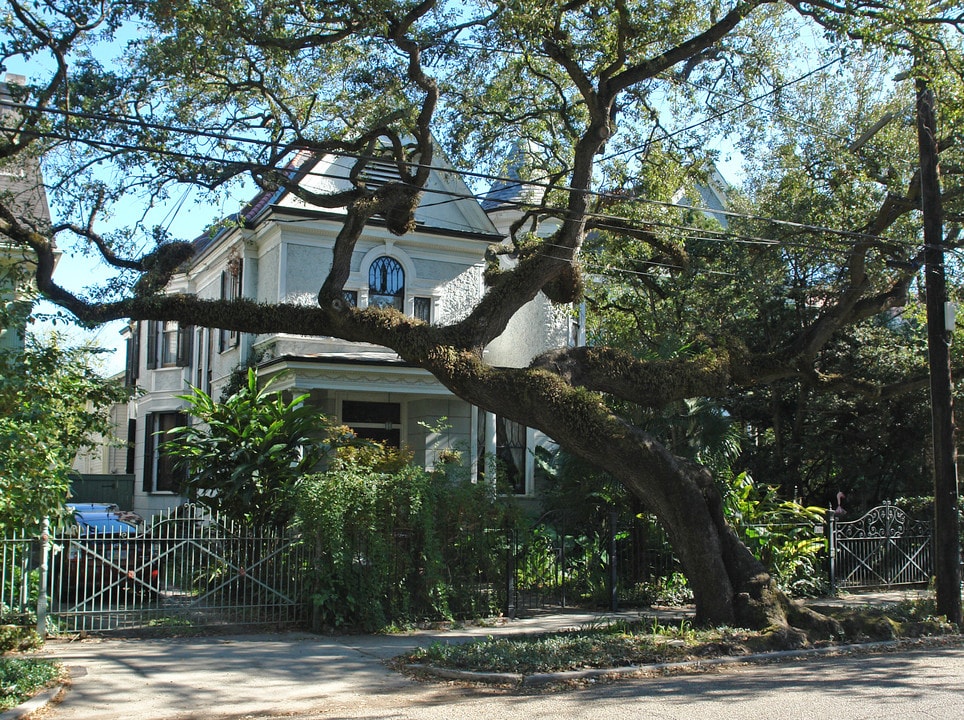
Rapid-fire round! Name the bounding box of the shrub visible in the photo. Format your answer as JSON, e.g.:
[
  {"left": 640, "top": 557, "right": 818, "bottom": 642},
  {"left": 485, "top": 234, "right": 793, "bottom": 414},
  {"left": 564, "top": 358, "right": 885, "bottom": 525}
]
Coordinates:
[
  {"left": 0, "top": 657, "right": 60, "bottom": 710},
  {"left": 295, "top": 449, "right": 518, "bottom": 630},
  {"left": 724, "top": 472, "right": 829, "bottom": 596}
]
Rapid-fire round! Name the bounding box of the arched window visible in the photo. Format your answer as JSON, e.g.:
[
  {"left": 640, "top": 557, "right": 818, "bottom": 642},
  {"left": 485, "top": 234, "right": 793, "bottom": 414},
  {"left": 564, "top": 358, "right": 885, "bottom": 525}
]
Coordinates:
[{"left": 368, "top": 256, "right": 404, "bottom": 311}]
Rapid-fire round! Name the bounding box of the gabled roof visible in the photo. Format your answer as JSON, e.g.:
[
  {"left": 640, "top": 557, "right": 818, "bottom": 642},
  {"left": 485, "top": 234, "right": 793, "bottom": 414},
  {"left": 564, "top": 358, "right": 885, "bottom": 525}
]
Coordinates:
[
  {"left": 267, "top": 149, "right": 499, "bottom": 236},
  {"left": 193, "top": 146, "right": 501, "bottom": 257}
]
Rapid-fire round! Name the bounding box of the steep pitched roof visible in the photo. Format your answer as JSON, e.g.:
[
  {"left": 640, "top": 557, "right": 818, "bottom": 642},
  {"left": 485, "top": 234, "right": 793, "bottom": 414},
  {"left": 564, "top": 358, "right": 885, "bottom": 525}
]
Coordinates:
[
  {"left": 267, "top": 149, "right": 498, "bottom": 236},
  {"left": 0, "top": 76, "right": 52, "bottom": 233},
  {"left": 481, "top": 140, "right": 546, "bottom": 212},
  {"left": 192, "top": 146, "right": 500, "bottom": 258}
]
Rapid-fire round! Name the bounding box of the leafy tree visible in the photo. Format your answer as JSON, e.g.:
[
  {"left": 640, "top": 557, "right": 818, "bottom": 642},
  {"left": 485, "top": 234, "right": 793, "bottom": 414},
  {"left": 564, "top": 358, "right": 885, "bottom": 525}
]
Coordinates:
[
  {"left": 0, "top": 334, "right": 130, "bottom": 533},
  {"left": 162, "top": 369, "right": 347, "bottom": 528},
  {"left": 2, "top": 0, "right": 963, "bottom": 635}
]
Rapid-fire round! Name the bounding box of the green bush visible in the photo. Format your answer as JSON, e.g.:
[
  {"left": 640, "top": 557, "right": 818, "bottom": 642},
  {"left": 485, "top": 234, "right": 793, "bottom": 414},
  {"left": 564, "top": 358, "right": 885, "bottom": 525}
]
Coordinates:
[
  {"left": 295, "top": 451, "right": 518, "bottom": 631},
  {"left": 1, "top": 588, "right": 42, "bottom": 653},
  {"left": 0, "top": 624, "right": 41, "bottom": 654}
]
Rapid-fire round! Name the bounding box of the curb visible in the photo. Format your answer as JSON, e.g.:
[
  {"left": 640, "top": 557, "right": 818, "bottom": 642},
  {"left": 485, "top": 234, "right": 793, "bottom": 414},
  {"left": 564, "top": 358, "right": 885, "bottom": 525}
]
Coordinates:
[
  {"left": 0, "top": 682, "right": 68, "bottom": 720},
  {"left": 403, "top": 639, "right": 915, "bottom": 687}
]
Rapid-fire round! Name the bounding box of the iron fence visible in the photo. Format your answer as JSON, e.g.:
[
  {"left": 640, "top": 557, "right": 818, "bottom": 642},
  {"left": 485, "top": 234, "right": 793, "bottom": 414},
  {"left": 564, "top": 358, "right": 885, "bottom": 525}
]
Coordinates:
[
  {"left": 4, "top": 505, "right": 309, "bottom": 635},
  {"left": 829, "top": 503, "right": 933, "bottom": 591},
  {"left": 0, "top": 529, "right": 38, "bottom": 630},
  {"left": 2, "top": 501, "right": 942, "bottom": 635}
]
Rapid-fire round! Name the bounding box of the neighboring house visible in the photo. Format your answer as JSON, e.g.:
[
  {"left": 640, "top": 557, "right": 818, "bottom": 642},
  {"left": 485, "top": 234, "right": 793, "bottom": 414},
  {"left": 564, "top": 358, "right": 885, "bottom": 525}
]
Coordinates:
[
  {"left": 672, "top": 163, "right": 730, "bottom": 229},
  {"left": 126, "top": 149, "right": 571, "bottom": 518},
  {"left": 69, "top": 379, "right": 138, "bottom": 509},
  {"left": 72, "top": 377, "right": 131, "bottom": 475},
  {"left": 0, "top": 73, "right": 55, "bottom": 352}
]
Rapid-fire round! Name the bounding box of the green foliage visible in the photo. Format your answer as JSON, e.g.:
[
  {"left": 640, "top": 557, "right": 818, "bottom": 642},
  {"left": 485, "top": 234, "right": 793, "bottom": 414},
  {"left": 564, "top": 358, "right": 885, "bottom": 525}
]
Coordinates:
[
  {"left": 0, "top": 658, "right": 60, "bottom": 709},
  {"left": 1, "top": 587, "right": 42, "bottom": 653},
  {"left": 0, "top": 334, "right": 130, "bottom": 533},
  {"left": 624, "top": 572, "right": 694, "bottom": 607},
  {"left": 162, "top": 368, "right": 346, "bottom": 527},
  {"left": 723, "top": 473, "right": 829, "bottom": 596},
  {"left": 536, "top": 445, "right": 628, "bottom": 528},
  {"left": 0, "top": 624, "right": 41, "bottom": 655},
  {"left": 405, "top": 620, "right": 754, "bottom": 674},
  {"left": 296, "top": 449, "right": 518, "bottom": 631},
  {"left": 403, "top": 600, "right": 959, "bottom": 675}
]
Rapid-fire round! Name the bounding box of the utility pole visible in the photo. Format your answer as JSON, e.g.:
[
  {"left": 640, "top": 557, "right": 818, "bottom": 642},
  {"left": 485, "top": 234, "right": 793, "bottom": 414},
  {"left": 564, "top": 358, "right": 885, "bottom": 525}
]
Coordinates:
[{"left": 917, "top": 80, "right": 962, "bottom": 625}]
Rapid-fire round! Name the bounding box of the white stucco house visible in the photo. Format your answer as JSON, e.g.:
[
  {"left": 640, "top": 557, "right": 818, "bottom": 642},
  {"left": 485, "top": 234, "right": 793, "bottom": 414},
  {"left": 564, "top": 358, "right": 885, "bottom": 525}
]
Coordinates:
[
  {"left": 123, "top": 148, "right": 573, "bottom": 518},
  {"left": 0, "top": 73, "right": 55, "bottom": 353}
]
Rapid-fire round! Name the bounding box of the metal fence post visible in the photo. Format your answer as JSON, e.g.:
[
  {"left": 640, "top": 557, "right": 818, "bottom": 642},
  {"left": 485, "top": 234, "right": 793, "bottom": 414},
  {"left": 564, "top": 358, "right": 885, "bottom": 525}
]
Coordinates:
[
  {"left": 505, "top": 529, "right": 516, "bottom": 619},
  {"left": 827, "top": 512, "right": 836, "bottom": 595},
  {"left": 36, "top": 518, "right": 49, "bottom": 639},
  {"left": 609, "top": 511, "right": 618, "bottom": 612}
]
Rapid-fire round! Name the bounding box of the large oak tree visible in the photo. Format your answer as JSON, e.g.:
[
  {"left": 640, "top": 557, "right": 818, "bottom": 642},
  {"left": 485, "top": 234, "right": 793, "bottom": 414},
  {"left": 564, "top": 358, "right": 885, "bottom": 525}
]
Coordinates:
[{"left": 2, "top": 0, "right": 962, "bottom": 637}]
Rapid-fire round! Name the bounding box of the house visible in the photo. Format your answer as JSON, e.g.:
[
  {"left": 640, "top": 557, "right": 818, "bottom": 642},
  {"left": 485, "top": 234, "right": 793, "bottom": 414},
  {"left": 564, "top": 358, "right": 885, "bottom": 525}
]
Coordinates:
[
  {"left": 0, "top": 73, "right": 55, "bottom": 352},
  {"left": 125, "top": 148, "right": 571, "bottom": 518}
]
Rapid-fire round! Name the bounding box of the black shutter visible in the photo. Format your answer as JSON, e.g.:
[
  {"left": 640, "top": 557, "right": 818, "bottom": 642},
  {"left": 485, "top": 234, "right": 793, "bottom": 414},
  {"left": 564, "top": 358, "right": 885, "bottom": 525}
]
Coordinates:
[
  {"left": 219, "top": 271, "right": 228, "bottom": 352},
  {"left": 126, "top": 419, "right": 136, "bottom": 475},
  {"left": 146, "top": 320, "right": 158, "bottom": 369},
  {"left": 176, "top": 324, "right": 193, "bottom": 367},
  {"left": 125, "top": 322, "right": 140, "bottom": 386},
  {"left": 143, "top": 414, "right": 155, "bottom": 492}
]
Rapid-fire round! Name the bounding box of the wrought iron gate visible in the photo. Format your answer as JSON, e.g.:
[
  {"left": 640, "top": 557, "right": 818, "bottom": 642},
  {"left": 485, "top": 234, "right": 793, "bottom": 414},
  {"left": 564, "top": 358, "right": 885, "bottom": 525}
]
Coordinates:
[
  {"left": 829, "top": 503, "right": 933, "bottom": 591},
  {"left": 1, "top": 505, "right": 310, "bottom": 635}
]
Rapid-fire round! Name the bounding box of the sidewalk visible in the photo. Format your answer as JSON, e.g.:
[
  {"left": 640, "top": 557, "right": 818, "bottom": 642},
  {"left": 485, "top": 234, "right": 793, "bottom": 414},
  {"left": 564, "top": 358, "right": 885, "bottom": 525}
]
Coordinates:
[{"left": 18, "top": 590, "right": 938, "bottom": 720}]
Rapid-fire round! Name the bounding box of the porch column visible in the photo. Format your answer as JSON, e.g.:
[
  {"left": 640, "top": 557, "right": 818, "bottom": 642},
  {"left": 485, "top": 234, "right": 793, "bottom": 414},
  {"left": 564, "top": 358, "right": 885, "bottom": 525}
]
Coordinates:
[{"left": 484, "top": 410, "right": 497, "bottom": 485}]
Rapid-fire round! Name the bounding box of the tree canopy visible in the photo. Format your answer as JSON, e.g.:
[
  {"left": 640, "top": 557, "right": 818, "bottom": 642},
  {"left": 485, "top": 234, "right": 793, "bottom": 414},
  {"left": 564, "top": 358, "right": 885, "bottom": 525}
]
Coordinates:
[{"left": 2, "top": 0, "right": 963, "bottom": 633}]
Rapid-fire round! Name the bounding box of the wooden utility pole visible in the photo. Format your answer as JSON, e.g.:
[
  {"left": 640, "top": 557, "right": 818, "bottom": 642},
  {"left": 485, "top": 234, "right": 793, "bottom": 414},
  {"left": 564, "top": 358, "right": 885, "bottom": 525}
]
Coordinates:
[{"left": 917, "top": 80, "right": 962, "bottom": 625}]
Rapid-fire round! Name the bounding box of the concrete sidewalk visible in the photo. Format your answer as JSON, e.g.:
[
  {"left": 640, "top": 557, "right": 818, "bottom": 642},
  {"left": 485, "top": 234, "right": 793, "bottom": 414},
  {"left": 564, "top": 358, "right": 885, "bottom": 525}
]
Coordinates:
[
  {"left": 23, "top": 590, "right": 936, "bottom": 720},
  {"left": 33, "top": 609, "right": 650, "bottom": 720}
]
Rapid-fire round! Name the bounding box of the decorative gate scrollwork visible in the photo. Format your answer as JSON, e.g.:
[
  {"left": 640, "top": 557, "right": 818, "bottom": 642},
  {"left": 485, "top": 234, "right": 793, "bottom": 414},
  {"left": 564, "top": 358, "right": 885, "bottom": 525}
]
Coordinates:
[{"left": 830, "top": 503, "right": 933, "bottom": 591}]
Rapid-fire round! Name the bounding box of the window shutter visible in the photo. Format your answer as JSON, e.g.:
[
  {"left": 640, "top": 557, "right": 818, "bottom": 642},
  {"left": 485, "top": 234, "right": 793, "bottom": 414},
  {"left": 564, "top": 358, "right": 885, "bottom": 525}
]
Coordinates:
[
  {"left": 232, "top": 260, "right": 243, "bottom": 348},
  {"left": 143, "top": 415, "right": 155, "bottom": 492},
  {"left": 173, "top": 414, "right": 189, "bottom": 492},
  {"left": 125, "top": 322, "right": 141, "bottom": 386},
  {"left": 146, "top": 320, "right": 158, "bottom": 369},
  {"left": 176, "top": 324, "right": 194, "bottom": 367},
  {"left": 126, "top": 419, "right": 136, "bottom": 474}
]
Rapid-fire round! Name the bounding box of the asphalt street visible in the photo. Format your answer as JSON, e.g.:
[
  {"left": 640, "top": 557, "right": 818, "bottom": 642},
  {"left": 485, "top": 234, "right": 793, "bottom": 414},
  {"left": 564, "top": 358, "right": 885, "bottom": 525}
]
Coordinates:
[{"left": 31, "top": 614, "right": 964, "bottom": 720}]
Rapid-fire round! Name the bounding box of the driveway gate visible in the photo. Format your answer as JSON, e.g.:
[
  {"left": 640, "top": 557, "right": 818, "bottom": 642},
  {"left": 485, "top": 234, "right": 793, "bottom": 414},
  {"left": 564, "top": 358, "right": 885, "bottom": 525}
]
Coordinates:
[
  {"left": 829, "top": 503, "right": 933, "bottom": 591},
  {"left": 0, "top": 505, "right": 311, "bottom": 635}
]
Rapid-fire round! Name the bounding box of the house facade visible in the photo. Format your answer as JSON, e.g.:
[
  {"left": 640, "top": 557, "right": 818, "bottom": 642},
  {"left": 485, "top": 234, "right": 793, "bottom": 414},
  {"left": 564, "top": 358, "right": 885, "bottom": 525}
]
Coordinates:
[
  {"left": 0, "top": 73, "right": 54, "bottom": 352},
  {"left": 125, "top": 150, "right": 571, "bottom": 518}
]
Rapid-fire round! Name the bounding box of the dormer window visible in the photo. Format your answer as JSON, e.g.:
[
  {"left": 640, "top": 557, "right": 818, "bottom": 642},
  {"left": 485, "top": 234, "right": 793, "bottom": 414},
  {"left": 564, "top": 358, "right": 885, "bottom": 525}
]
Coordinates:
[{"left": 368, "top": 256, "right": 404, "bottom": 311}]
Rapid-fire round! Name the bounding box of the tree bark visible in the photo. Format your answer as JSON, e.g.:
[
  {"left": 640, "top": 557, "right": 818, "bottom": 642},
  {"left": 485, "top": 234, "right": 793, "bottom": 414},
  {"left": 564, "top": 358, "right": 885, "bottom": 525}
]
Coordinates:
[{"left": 420, "top": 355, "right": 825, "bottom": 632}]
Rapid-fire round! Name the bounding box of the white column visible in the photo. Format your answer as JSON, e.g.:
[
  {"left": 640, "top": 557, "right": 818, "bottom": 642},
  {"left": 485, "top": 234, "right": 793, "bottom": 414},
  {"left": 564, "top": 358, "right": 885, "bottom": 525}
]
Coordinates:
[{"left": 484, "top": 411, "right": 497, "bottom": 485}]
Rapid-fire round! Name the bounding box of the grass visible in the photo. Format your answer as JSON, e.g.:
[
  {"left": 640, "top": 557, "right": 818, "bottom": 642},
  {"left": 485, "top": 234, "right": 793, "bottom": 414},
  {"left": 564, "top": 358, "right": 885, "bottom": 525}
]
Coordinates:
[
  {"left": 0, "top": 657, "right": 63, "bottom": 711},
  {"left": 402, "top": 602, "right": 960, "bottom": 676},
  {"left": 404, "top": 619, "right": 759, "bottom": 675}
]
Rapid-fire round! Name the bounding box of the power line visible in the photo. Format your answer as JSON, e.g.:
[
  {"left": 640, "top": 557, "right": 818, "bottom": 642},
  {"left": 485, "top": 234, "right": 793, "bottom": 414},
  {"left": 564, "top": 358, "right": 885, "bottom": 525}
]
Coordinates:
[
  {"left": 599, "top": 56, "right": 846, "bottom": 164},
  {"left": 0, "top": 97, "right": 925, "bottom": 250}
]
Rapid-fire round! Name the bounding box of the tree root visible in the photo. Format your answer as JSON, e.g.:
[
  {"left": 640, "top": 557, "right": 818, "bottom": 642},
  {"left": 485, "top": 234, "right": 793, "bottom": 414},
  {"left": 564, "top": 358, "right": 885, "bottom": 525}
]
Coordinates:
[{"left": 732, "top": 572, "right": 843, "bottom": 650}]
